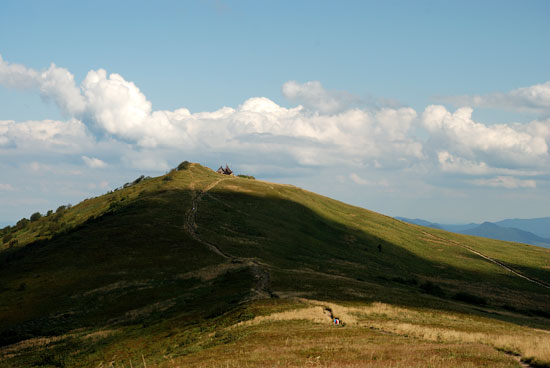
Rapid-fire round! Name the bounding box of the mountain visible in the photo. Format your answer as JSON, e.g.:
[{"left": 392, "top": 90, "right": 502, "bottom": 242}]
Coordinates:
[
  {"left": 395, "top": 217, "right": 481, "bottom": 233},
  {"left": 496, "top": 217, "right": 550, "bottom": 239},
  {"left": 438, "top": 223, "right": 480, "bottom": 233},
  {"left": 394, "top": 217, "right": 442, "bottom": 229},
  {"left": 460, "top": 222, "right": 550, "bottom": 248},
  {"left": 1, "top": 163, "right": 550, "bottom": 367},
  {"left": 396, "top": 217, "right": 550, "bottom": 248}
]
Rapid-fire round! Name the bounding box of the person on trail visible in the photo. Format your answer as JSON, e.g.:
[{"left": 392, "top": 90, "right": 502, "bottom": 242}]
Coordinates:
[{"left": 333, "top": 318, "right": 340, "bottom": 325}]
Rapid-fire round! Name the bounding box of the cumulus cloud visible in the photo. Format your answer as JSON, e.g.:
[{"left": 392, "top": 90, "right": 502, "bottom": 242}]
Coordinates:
[
  {"left": 81, "top": 69, "right": 154, "bottom": 140},
  {"left": 82, "top": 156, "right": 107, "bottom": 168},
  {"left": 470, "top": 176, "right": 536, "bottom": 189},
  {"left": 439, "top": 81, "right": 550, "bottom": 114},
  {"left": 423, "top": 105, "right": 549, "bottom": 169},
  {"left": 0, "top": 55, "right": 85, "bottom": 115}
]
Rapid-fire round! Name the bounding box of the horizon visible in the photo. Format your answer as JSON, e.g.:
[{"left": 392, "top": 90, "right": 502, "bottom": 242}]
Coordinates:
[
  {"left": 1, "top": 0, "right": 549, "bottom": 224},
  {"left": 0, "top": 162, "right": 548, "bottom": 227}
]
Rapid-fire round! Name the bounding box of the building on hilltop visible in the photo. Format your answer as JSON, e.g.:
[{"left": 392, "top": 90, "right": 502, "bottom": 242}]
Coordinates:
[{"left": 217, "top": 164, "right": 234, "bottom": 175}]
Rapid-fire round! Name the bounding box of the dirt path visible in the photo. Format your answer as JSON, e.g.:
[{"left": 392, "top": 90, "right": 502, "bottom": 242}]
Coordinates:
[
  {"left": 185, "top": 179, "right": 231, "bottom": 259},
  {"left": 184, "top": 177, "right": 272, "bottom": 299},
  {"left": 421, "top": 230, "right": 550, "bottom": 290}
]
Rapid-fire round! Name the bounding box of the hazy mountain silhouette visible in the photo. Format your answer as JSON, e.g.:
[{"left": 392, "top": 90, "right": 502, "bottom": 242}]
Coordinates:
[{"left": 396, "top": 217, "right": 550, "bottom": 248}]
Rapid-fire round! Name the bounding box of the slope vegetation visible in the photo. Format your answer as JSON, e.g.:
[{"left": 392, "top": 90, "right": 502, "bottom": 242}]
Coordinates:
[{"left": 1, "top": 163, "right": 549, "bottom": 367}]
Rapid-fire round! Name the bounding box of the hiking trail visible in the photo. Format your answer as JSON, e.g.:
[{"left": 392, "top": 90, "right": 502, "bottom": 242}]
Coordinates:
[
  {"left": 184, "top": 177, "right": 272, "bottom": 299},
  {"left": 421, "top": 229, "right": 550, "bottom": 291}
]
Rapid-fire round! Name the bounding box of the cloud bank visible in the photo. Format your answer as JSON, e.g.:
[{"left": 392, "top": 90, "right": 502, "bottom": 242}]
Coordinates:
[
  {"left": 1, "top": 55, "right": 549, "bottom": 199},
  {"left": 439, "top": 81, "right": 550, "bottom": 115}
]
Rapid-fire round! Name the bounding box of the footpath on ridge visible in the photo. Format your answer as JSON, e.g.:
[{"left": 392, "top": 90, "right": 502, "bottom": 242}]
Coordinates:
[{"left": 184, "top": 176, "right": 272, "bottom": 299}]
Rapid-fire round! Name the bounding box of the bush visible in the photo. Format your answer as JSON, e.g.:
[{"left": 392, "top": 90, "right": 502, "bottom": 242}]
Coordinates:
[
  {"left": 56, "top": 205, "right": 67, "bottom": 213},
  {"left": 30, "top": 212, "right": 42, "bottom": 222},
  {"left": 133, "top": 175, "right": 145, "bottom": 185},
  {"left": 15, "top": 218, "right": 29, "bottom": 230},
  {"left": 237, "top": 174, "right": 255, "bottom": 180},
  {"left": 177, "top": 161, "right": 191, "bottom": 170},
  {"left": 46, "top": 210, "right": 53, "bottom": 216}
]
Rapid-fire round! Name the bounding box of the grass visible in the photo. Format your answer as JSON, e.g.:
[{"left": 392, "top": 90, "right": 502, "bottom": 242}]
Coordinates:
[{"left": 0, "top": 162, "right": 549, "bottom": 367}]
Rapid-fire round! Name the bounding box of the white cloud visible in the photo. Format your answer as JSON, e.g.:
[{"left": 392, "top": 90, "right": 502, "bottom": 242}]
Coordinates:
[
  {"left": 81, "top": 69, "right": 153, "bottom": 140},
  {"left": 439, "top": 81, "right": 550, "bottom": 114},
  {"left": 350, "top": 173, "right": 371, "bottom": 185},
  {"left": 0, "top": 55, "right": 85, "bottom": 115},
  {"left": 82, "top": 156, "right": 107, "bottom": 168},
  {"left": 0, "top": 118, "right": 91, "bottom": 153},
  {"left": 470, "top": 176, "right": 536, "bottom": 189},
  {"left": 0, "top": 54, "right": 39, "bottom": 89},
  {"left": 437, "top": 151, "right": 491, "bottom": 175},
  {"left": 437, "top": 151, "right": 544, "bottom": 176},
  {"left": 0, "top": 183, "right": 14, "bottom": 191},
  {"left": 423, "top": 105, "right": 549, "bottom": 169}
]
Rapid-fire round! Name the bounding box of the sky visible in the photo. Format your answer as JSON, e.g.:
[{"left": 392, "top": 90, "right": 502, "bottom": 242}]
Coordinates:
[{"left": 1, "top": 0, "right": 549, "bottom": 225}]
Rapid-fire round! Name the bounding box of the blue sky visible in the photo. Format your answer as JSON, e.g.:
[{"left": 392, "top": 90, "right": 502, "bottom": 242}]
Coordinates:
[{"left": 1, "top": 0, "right": 549, "bottom": 225}]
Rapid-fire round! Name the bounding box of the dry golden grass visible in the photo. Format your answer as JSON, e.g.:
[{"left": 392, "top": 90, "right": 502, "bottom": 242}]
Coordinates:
[
  {"left": 236, "top": 306, "right": 332, "bottom": 327},
  {"left": 228, "top": 299, "right": 550, "bottom": 367},
  {"left": 342, "top": 301, "right": 550, "bottom": 365},
  {"left": 168, "top": 320, "right": 518, "bottom": 368}
]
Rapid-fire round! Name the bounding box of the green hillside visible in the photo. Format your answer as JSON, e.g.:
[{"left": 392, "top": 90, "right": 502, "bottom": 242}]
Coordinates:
[{"left": 1, "top": 163, "right": 549, "bottom": 367}]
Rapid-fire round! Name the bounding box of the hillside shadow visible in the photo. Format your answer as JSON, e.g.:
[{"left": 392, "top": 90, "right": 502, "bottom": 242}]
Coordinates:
[
  {"left": 1, "top": 185, "right": 549, "bottom": 348},
  {"left": 193, "top": 188, "right": 550, "bottom": 330}
]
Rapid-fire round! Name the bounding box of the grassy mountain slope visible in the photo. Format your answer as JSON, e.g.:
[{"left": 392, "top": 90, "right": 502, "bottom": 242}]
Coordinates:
[{"left": 1, "top": 163, "right": 549, "bottom": 367}]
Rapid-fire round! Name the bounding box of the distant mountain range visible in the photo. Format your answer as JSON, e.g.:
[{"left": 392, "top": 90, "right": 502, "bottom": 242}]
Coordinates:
[{"left": 395, "top": 217, "right": 550, "bottom": 248}]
